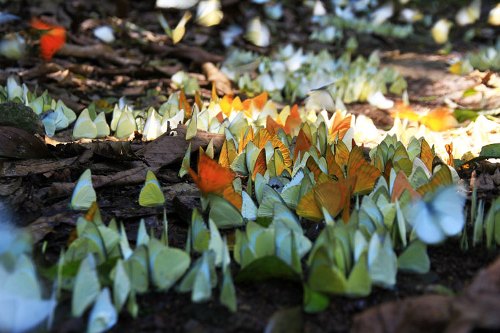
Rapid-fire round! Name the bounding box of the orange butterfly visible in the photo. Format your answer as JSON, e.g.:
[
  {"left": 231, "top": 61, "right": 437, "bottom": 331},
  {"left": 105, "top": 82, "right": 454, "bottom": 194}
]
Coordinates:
[
  {"left": 329, "top": 111, "right": 352, "bottom": 140},
  {"left": 296, "top": 177, "right": 355, "bottom": 223},
  {"left": 266, "top": 115, "right": 283, "bottom": 136},
  {"left": 189, "top": 151, "right": 242, "bottom": 208},
  {"left": 308, "top": 144, "right": 380, "bottom": 195},
  {"left": 346, "top": 146, "right": 381, "bottom": 195},
  {"left": 391, "top": 102, "right": 457, "bottom": 132},
  {"left": 242, "top": 91, "right": 268, "bottom": 117},
  {"left": 294, "top": 128, "right": 312, "bottom": 160},
  {"left": 284, "top": 104, "right": 301, "bottom": 135},
  {"left": 31, "top": 18, "right": 66, "bottom": 61},
  {"left": 179, "top": 90, "right": 192, "bottom": 119},
  {"left": 419, "top": 138, "right": 434, "bottom": 173},
  {"left": 391, "top": 170, "right": 420, "bottom": 202}
]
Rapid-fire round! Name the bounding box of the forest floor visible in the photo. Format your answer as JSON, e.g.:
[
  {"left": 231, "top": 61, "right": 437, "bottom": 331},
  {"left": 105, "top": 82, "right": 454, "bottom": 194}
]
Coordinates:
[{"left": 0, "top": 1, "right": 499, "bottom": 332}]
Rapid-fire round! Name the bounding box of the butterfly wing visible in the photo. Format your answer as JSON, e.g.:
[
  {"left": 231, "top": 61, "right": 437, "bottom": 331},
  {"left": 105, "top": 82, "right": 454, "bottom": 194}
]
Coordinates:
[
  {"left": 410, "top": 200, "right": 445, "bottom": 244},
  {"left": 139, "top": 181, "right": 165, "bottom": 207},
  {"left": 73, "top": 109, "right": 97, "bottom": 139},
  {"left": 190, "top": 153, "right": 235, "bottom": 195},
  {"left": 429, "top": 186, "right": 465, "bottom": 237},
  {"left": 71, "top": 169, "right": 97, "bottom": 210},
  {"left": 31, "top": 19, "right": 66, "bottom": 61},
  {"left": 416, "top": 165, "right": 452, "bottom": 196},
  {"left": 347, "top": 146, "right": 381, "bottom": 195}
]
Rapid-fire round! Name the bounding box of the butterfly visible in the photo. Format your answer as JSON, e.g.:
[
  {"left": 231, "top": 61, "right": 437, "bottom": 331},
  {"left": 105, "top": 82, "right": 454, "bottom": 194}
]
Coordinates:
[
  {"left": 139, "top": 170, "right": 165, "bottom": 207},
  {"left": 87, "top": 288, "right": 117, "bottom": 333},
  {"left": 115, "top": 109, "right": 136, "bottom": 139},
  {"left": 30, "top": 18, "right": 66, "bottom": 61},
  {"left": 94, "top": 112, "right": 110, "bottom": 137},
  {"left": 245, "top": 17, "right": 270, "bottom": 47},
  {"left": 0, "top": 250, "right": 57, "bottom": 332},
  {"left": 196, "top": 0, "right": 223, "bottom": 27},
  {"left": 409, "top": 186, "right": 465, "bottom": 244},
  {"left": 73, "top": 109, "right": 97, "bottom": 139},
  {"left": 189, "top": 151, "right": 241, "bottom": 209},
  {"left": 314, "top": 143, "right": 380, "bottom": 195},
  {"left": 391, "top": 103, "right": 458, "bottom": 131},
  {"left": 296, "top": 177, "right": 355, "bottom": 223},
  {"left": 72, "top": 254, "right": 101, "bottom": 317},
  {"left": 329, "top": 110, "right": 352, "bottom": 140},
  {"left": 70, "top": 169, "right": 97, "bottom": 210},
  {"left": 158, "top": 11, "right": 193, "bottom": 45}
]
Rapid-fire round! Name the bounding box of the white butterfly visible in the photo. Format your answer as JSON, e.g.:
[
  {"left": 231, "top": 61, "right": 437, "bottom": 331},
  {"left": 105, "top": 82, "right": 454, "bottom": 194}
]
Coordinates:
[{"left": 409, "top": 186, "right": 466, "bottom": 244}]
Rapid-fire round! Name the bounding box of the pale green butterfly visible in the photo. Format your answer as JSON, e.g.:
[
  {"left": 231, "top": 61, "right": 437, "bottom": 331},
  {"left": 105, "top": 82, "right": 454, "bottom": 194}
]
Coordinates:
[
  {"left": 112, "top": 259, "right": 130, "bottom": 312},
  {"left": 73, "top": 109, "right": 97, "bottom": 139},
  {"left": 115, "top": 109, "right": 136, "bottom": 139},
  {"left": 138, "top": 171, "right": 165, "bottom": 207},
  {"left": 87, "top": 288, "right": 117, "bottom": 333},
  {"left": 0, "top": 255, "right": 57, "bottom": 333},
  {"left": 367, "top": 233, "right": 397, "bottom": 288},
  {"left": 148, "top": 238, "right": 190, "bottom": 291},
  {"left": 94, "top": 112, "right": 110, "bottom": 138},
  {"left": 70, "top": 169, "right": 97, "bottom": 210},
  {"left": 72, "top": 254, "right": 101, "bottom": 317}
]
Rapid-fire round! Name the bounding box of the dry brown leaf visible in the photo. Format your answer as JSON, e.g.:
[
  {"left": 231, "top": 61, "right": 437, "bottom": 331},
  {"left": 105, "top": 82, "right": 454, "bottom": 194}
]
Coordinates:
[
  {"left": 202, "top": 62, "right": 232, "bottom": 96},
  {"left": 0, "top": 126, "right": 50, "bottom": 159}
]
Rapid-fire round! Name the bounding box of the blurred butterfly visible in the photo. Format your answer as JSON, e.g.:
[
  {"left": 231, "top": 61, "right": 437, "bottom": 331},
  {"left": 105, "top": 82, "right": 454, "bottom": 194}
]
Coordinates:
[
  {"left": 30, "top": 18, "right": 66, "bottom": 61},
  {"left": 156, "top": 0, "right": 198, "bottom": 9},
  {"left": 245, "top": 17, "right": 270, "bottom": 47},
  {"left": 196, "top": 0, "right": 223, "bottom": 27},
  {"left": 391, "top": 103, "right": 458, "bottom": 132},
  {"left": 158, "top": 11, "right": 192, "bottom": 45},
  {"left": 409, "top": 186, "right": 465, "bottom": 244},
  {"left": 87, "top": 288, "right": 117, "bottom": 333}
]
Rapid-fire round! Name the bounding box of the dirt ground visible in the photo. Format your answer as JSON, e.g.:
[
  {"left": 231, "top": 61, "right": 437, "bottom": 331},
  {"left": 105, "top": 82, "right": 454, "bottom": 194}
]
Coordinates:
[{"left": 1, "top": 0, "right": 499, "bottom": 332}]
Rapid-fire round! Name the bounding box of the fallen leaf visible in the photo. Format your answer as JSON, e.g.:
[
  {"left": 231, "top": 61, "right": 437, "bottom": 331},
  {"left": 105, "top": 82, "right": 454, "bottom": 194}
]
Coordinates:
[
  {"left": 0, "top": 126, "right": 50, "bottom": 159},
  {"left": 202, "top": 62, "right": 232, "bottom": 96}
]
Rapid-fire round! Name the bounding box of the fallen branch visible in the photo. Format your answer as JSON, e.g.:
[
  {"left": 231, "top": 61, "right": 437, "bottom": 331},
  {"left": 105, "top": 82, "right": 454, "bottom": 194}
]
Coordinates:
[{"left": 58, "top": 43, "right": 142, "bottom": 66}]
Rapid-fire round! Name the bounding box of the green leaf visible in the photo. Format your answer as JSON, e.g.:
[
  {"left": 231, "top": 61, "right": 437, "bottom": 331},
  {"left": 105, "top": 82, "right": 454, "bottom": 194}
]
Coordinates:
[
  {"left": 453, "top": 109, "right": 478, "bottom": 123},
  {"left": 397, "top": 241, "right": 430, "bottom": 274},
  {"left": 220, "top": 268, "right": 237, "bottom": 313},
  {"left": 264, "top": 307, "right": 303, "bottom": 333},
  {"left": 235, "top": 256, "right": 301, "bottom": 283},
  {"left": 346, "top": 253, "right": 371, "bottom": 297},
  {"left": 479, "top": 143, "right": 500, "bottom": 159},
  {"left": 303, "top": 284, "right": 330, "bottom": 313},
  {"left": 308, "top": 263, "right": 347, "bottom": 295},
  {"left": 462, "top": 88, "right": 478, "bottom": 98}
]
